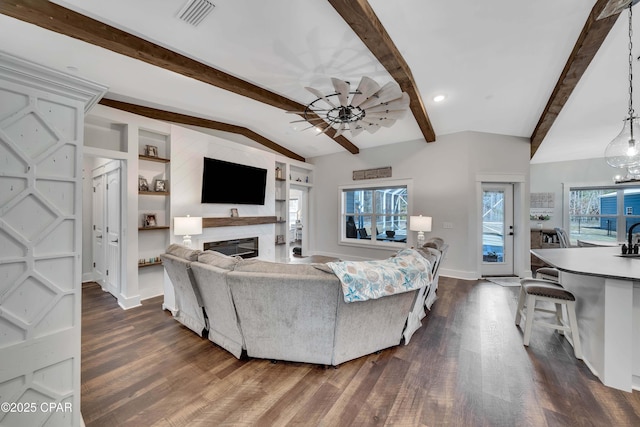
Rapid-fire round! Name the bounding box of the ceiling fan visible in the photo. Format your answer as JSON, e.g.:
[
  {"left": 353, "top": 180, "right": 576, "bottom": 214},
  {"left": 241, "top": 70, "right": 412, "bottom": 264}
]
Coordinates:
[{"left": 289, "top": 77, "right": 410, "bottom": 137}]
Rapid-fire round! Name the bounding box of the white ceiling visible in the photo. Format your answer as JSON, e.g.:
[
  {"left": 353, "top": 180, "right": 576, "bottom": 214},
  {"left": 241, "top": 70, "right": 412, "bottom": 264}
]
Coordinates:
[{"left": 0, "top": 0, "right": 631, "bottom": 164}]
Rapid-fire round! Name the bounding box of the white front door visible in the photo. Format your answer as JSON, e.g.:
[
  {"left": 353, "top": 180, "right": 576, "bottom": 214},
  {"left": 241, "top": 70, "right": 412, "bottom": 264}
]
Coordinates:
[{"left": 481, "top": 183, "right": 514, "bottom": 276}]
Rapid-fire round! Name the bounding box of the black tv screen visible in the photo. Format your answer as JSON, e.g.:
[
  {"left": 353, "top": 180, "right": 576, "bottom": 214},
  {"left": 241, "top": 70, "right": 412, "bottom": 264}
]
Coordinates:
[{"left": 201, "top": 157, "right": 267, "bottom": 205}]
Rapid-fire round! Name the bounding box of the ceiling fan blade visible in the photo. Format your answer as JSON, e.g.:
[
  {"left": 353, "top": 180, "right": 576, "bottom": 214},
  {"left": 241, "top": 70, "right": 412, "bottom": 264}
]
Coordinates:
[
  {"left": 316, "top": 123, "right": 335, "bottom": 135},
  {"left": 365, "top": 110, "right": 407, "bottom": 120},
  {"left": 334, "top": 122, "right": 346, "bottom": 138},
  {"left": 365, "top": 93, "right": 410, "bottom": 112},
  {"left": 363, "top": 123, "right": 382, "bottom": 134},
  {"left": 362, "top": 118, "right": 397, "bottom": 128},
  {"left": 331, "top": 78, "right": 350, "bottom": 107},
  {"left": 359, "top": 82, "right": 403, "bottom": 109},
  {"left": 289, "top": 117, "right": 326, "bottom": 123},
  {"left": 305, "top": 86, "right": 337, "bottom": 108},
  {"left": 350, "top": 122, "right": 365, "bottom": 137},
  {"left": 351, "top": 76, "right": 381, "bottom": 107}
]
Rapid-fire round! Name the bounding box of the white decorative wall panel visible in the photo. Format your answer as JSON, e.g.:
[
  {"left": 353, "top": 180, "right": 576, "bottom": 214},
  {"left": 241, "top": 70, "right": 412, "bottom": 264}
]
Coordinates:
[{"left": 0, "top": 51, "right": 106, "bottom": 427}]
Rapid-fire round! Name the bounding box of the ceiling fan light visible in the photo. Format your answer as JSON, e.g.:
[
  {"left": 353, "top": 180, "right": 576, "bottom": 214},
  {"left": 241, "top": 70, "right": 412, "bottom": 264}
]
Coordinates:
[{"left": 433, "top": 94, "right": 446, "bottom": 102}]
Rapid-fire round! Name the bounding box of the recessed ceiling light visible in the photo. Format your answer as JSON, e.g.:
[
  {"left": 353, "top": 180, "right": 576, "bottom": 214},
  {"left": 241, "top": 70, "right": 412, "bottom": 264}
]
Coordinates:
[{"left": 433, "top": 94, "right": 446, "bottom": 103}]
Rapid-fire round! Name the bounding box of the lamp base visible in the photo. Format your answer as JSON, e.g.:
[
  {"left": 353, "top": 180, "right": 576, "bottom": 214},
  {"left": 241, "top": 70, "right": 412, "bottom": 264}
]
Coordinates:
[
  {"left": 417, "top": 231, "right": 425, "bottom": 248},
  {"left": 182, "top": 235, "right": 192, "bottom": 248}
]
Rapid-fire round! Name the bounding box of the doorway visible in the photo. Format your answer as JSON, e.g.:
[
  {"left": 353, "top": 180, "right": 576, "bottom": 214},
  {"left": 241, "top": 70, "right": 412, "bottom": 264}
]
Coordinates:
[
  {"left": 481, "top": 183, "right": 514, "bottom": 276},
  {"left": 289, "top": 186, "right": 308, "bottom": 257}
]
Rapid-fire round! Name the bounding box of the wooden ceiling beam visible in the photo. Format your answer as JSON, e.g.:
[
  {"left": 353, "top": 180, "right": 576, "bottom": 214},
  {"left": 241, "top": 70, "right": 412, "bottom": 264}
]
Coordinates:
[
  {"left": 328, "top": 0, "right": 436, "bottom": 143},
  {"left": 99, "top": 99, "right": 306, "bottom": 162},
  {"left": 0, "top": 0, "right": 360, "bottom": 154},
  {"left": 530, "top": 0, "right": 626, "bottom": 158}
]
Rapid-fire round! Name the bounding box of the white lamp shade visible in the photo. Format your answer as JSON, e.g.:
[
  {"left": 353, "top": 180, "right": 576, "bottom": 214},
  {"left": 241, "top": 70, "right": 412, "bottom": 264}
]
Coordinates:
[
  {"left": 174, "top": 216, "right": 202, "bottom": 236},
  {"left": 409, "top": 215, "right": 432, "bottom": 232}
]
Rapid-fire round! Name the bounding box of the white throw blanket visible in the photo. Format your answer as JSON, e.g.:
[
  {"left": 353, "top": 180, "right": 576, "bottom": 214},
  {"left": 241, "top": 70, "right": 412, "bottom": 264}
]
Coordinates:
[{"left": 327, "top": 248, "right": 432, "bottom": 302}]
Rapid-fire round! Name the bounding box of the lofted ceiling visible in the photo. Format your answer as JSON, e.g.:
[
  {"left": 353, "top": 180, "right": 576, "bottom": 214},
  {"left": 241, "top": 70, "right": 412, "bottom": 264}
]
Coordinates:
[{"left": 0, "top": 0, "right": 635, "bottom": 164}]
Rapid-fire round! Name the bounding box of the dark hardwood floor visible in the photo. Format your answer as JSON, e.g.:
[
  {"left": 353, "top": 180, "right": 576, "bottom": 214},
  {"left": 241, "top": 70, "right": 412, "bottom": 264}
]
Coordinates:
[{"left": 81, "top": 277, "right": 640, "bottom": 426}]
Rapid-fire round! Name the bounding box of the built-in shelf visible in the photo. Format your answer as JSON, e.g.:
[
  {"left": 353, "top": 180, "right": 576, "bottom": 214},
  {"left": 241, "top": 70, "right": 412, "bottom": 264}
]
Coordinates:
[
  {"left": 290, "top": 181, "right": 312, "bottom": 188},
  {"left": 139, "top": 154, "right": 170, "bottom": 163},
  {"left": 139, "top": 191, "right": 170, "bottom": 196},
  {"left": 276, "top": 177, "right": 286, "bottom": 182},
  {"left": 139, "top": 226, "right": 170, "bottom": 231},
  {"left": 203, "top": 216, "right": 277, "bottom": 228},
  {"left": 138, "top": 261, "right": 163, "bottom": 268},
  {"left": 276, "top": 199, "right": 286, "bottom": 202}
]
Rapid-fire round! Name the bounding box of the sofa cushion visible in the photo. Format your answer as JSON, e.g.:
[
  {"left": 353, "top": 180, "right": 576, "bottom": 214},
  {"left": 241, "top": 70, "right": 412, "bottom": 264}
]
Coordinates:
[
  {"left": 166, "top": 243, "right": 202, "bottom": 261},
  {"left": 198, "top": 250, "right": 241, "bottom": 270},
  {"left": 234, "top": 258, "right": 334, "bottom": 276}
]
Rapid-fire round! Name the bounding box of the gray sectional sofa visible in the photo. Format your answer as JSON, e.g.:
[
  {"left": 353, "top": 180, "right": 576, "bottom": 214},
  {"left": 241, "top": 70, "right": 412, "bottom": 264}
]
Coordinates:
[{"left": 160, "top": 241, "right": 446, "bottom": 365}]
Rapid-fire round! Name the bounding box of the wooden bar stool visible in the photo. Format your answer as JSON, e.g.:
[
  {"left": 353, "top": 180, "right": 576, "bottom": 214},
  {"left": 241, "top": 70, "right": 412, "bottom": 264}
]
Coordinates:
[{"left": 515, "top": 279, "right": 582, "bottom": 359}]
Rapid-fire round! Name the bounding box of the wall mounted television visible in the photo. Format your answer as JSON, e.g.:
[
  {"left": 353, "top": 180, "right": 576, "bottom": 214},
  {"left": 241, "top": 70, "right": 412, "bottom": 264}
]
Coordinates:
[{"left": 201, "top": 157, "right": 267, "bottom": 205}]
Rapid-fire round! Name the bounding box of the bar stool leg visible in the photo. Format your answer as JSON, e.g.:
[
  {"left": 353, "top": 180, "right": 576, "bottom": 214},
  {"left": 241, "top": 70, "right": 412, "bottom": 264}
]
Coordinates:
[
  {"left": 523, "top": 294, "right": 536, "bottom": 346},
  {"left": 555, "top": 303, "right": 565, "bottom": 335},
  {"left": 566, "top": 300, "right": 583, "bottom": 359},
  {"left": 515, "top": 285, "right": 526, "bottom": 326}
]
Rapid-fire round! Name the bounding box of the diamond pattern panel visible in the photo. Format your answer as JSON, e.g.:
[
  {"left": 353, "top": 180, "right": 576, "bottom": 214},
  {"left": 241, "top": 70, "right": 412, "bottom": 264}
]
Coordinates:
[
  {"left": 4, "top": 111, "right": 59, "bottom": 160},
  {"left": 35, "top": 220, "right": 75, "bottom": 256},
  {"left": 0, "top": 317, "right": 26, "bottom": 348},
  {"left": 37, "top": 143, "right": 77, "bottom": 179},
  {"left": 38, "top": 98, "right": 78, "bottom": 142},
  {"left": 34, "top": 258, "right": 73, "bottom": 292},
  {"left": 3, "top": 194, "right": 57, "bottom": 241},
  {"left": 2, "top": 388, "right": 51, "bottom": 426},
  {"left": 0, "top": 261, "right": 26, "bottom": 295},
  {"left": 0, "top": 176, "right": 27, "bottom": 208},
  {"left": 0, "top": 88, "right": 28, "bottom": 121},
  {"left": 34, "top": 294, "right": 74, "bottom": 339},
  {"left": 3, "top": 276, "right": 56, "bottom": 324},
  {"left": 0, "top": 228, "right": 26, "bottom": 259},
  {"left": 0, "top": 137, "right": 28, "bottom": 175},
  {"left": 36, "top": 179, "right": 75, "bottom": 216},
  {"left": 32, "top": 359, "right": 73, "bottom": 396}
]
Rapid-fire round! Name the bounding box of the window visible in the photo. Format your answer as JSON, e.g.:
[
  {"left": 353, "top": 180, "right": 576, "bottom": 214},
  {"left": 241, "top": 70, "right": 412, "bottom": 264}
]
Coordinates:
[
  {"left": 339, "top": 180, "right": 411, "bottom": 247},
  {"left": 568, "top": 186, "right": 640, "bottom": 245}
]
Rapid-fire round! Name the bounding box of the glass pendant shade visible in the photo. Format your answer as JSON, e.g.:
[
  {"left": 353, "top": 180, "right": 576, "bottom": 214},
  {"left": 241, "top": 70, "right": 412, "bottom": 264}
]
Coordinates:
[{"left": 605, "top": 117, "right": 640, "bottom": 169}]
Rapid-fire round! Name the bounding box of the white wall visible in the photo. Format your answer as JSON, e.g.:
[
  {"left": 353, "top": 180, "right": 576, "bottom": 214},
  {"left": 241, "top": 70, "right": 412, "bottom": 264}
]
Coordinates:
[
  {"left": 530, "top": 157, "right": 621, "bottom": 229},
  {"left": 169, "top": 125, "right": 277, "bottom": 260},
  {"left": 309, "top": 131, "right": 531, "bottom": 278}
]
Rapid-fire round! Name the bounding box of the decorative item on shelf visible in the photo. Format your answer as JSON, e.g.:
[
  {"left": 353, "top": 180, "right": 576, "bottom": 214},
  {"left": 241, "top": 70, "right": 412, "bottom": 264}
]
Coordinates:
[
  {"left": 143, "top": 213, "right": 157, "bottom": 228},
  {"left": 174, "top": 215, "right": 202, "bottom": 248},
  {"left": 275, "top": 166, "right": 283, "bottom": 179},
  {"left": 276, "top": 234, "right": 285, "bottom": 244},
  {"left": 154, "top": 179, "right": 167, "bottom": 192},
  {"left": 144, "top": 144, "right": 158, "bottom": 157},
  {"left": 288, "top": 76, "right": 409, "bottom": 137},
  {"left": 410, "top": 215, "right": 432, "bottom": 247},
  {"left": 230, "top": 208, "right": 239, "bottom": 217},
  {"left": 138, "top": 177, "right": 149, "bottom": 192},
  {"left": 606, "top": 4, "right": 640, "bottom": 182}
]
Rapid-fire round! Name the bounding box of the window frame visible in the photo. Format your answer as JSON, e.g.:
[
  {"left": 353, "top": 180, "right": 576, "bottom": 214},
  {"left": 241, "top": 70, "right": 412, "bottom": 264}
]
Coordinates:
[
  {"left": 565, "top": 184, "right": 640, "bottom": 245},
  {"left": 338, "top": 179, "right": 413, "bottom": 249}
]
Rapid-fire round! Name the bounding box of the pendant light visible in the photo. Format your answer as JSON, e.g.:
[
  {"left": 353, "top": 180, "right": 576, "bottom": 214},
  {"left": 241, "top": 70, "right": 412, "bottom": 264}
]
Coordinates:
[{"left": 605, "top": 3, "right": 640, "bottom": 172}]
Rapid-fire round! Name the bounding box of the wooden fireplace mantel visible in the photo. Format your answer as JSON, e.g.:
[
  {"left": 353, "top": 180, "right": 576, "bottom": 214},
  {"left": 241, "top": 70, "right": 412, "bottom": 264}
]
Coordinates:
[{"left": 202, "top": 216, "right": 277, "bottom": 228}]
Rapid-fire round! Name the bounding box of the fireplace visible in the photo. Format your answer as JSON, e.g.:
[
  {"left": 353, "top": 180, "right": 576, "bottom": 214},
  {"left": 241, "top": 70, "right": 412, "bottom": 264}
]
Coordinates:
[{"left": 203, "top": 237, "right": 258, "bottom": 259}]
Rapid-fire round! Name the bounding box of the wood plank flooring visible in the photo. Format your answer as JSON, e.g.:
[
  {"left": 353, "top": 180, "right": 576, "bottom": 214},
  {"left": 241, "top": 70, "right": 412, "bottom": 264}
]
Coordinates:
[{"left": 81, "top": 278, "right": 640, "bottom": 426}]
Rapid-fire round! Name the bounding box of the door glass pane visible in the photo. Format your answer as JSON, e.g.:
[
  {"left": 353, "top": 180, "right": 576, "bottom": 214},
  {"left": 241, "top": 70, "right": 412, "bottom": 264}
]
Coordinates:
[{"left": 483, "top": 190, "right": 504, "bottom": 263}]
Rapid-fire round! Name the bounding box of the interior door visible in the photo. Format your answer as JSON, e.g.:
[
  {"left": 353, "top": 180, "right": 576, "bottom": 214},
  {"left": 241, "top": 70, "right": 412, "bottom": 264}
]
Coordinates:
[
  {"left": 481, "top": 183, "right": 514, "bottom": 276},
  {"left": 92, "top": 175, "right": 105, "bottom": 286},
  {"left": 105, "top": 166, "right": 121, "bottom": 296}
]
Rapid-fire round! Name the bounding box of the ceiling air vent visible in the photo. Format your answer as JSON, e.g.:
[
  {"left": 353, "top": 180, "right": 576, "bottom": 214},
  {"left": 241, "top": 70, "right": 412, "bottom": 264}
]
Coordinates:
[{"left": 177, "top": 0, "right": 215, "bottom": 26}]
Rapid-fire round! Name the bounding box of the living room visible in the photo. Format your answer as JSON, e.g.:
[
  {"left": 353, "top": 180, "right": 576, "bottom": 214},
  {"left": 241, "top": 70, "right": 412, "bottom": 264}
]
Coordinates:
[{"left": 3, "top": 1, "right": 640, "bottom": 426}]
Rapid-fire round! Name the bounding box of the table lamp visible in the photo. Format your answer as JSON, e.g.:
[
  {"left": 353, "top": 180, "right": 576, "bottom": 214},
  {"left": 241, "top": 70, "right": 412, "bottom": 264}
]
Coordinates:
[
  {"left": 410, "top": 215, "right": 432, "bottom": 247},
  {"left": 174, "top": 215, "right": 202, "bottom": 248}
]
